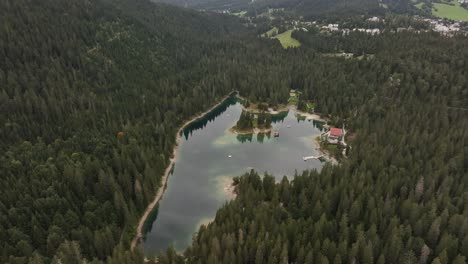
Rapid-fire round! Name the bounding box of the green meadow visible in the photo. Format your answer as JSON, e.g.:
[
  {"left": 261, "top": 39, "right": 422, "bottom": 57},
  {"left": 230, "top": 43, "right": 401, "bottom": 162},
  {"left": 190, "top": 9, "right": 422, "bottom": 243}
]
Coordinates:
[
  {"left": 433, "top": 1, "right": 468, "bottom": 21},
  {"left": 264, "top": 27, "right": 278, "bottom": 37},
  {"left": 262, "top": 27, "right": 301, "bottom": 48},
  {"left": 272, "top": 29, "right": 301, "bottom": 48},
  {"left": 416, "top": 0, "right": 468, "bottom": 21}
]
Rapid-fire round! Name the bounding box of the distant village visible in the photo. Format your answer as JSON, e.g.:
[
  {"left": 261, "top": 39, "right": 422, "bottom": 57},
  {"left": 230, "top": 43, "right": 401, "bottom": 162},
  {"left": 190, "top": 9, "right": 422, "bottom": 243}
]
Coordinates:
[
  {"left": 288, "top": 16, "right": 468, "bottom": 37},
  {"left": 423, "top": 18, "right": 467, "bottom": 35},
  {"left": 223, "top": 8, "right": 468, "bottom": 37}
]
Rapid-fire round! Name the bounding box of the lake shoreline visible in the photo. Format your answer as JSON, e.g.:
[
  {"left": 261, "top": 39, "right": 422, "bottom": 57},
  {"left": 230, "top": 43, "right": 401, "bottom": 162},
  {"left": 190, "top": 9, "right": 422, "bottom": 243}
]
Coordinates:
[
  {"left": 236, "top": 94, "right": 290, "bottom": 115},
  {"left": 313, "top": 136, "right": 339, "bottom": 165},
  {"left": 236, "top": 94, "right": 326, "bottom": 123},
  {"left": 294, "top": 108, "right": 328, "bottom": 123},
  {"left": 130, "top": 94, "right": 234, "bottom": 251},
  {"left": 136, "top": 95, "right": 330, "bottom": 254},
  {"left": 293, "top": 107, "right": 339, "bottom": 163},
  {"left": 228, "top": 126, "right": 273, "bottom": 135}
]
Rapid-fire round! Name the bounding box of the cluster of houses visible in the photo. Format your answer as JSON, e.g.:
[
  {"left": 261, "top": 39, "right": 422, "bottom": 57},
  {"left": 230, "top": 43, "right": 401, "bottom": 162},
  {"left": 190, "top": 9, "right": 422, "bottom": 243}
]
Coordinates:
[
  {"left": 315, "top": 17, "right": 467, "bottom": 37},
  {"left": 423, "top": 18, "right": 466, "bottom": 35},
  {"left": 349, "top": 28, "right": 381, "bottom": 35},
  {"left": 367, "top": 16, "right": 381, "bottom": 22},
  {"left": 317, "top": 23, "right": 382, "bottom": 35},
  {"left": 228, "top": 9, "right": 468, "bottom": 38},
  {"left": 325, "top": 23, "right": 339, "bottom": 31},
  {"left": 290, "top": 16, "right": 385, "bottom": 35},
  {"left": 288, "top": 20, "right": 314, "bottom": 32}
]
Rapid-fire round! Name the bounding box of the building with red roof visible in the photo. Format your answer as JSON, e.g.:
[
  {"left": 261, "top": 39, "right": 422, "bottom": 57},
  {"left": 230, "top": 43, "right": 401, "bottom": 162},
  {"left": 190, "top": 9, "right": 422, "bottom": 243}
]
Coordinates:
[
  {"left": 329, "top": 128, "right": 343, "bottom": 138},
  {"left": 328, "top": 127, "right": 343, "bottom": 143}
]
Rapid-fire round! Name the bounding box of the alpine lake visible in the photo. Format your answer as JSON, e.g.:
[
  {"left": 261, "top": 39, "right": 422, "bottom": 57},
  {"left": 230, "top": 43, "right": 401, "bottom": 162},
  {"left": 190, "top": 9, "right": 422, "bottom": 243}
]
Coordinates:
[{"left": 141, "top": 97, "right": 327, "bottom": 255}]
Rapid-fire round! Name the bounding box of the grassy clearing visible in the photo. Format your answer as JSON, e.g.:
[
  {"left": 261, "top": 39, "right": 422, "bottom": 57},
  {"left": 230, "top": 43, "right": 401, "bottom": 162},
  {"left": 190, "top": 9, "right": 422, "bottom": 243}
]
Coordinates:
[
  {"left": 318, "top": 137, "right": 344, "bottom": 160},
  {"left": 306, "top": 102, "right": 316, "bottom": 110},
  {"left": 288, "top": 90, "right": 301, "bottom": 105},
  {"left": 325, "top": 144, "right": 338, "bottom": 152},
  {"left": 415, "top": 2, "right": 424, "bottom": 9},
  {"left": 272, "top": 29, "right": 301, "bottom": 48},
  {"left": 288, "top": 95, "right": 298, "bottom": 104},
  {"left": 433, "top": 1, "right": 468, "bottom": 21},
  {"left": 263, "top": 27, "right": 278, "bottom": 37},
  {"left": 261, "top": 28, "right": 301, "bottom": 49}
]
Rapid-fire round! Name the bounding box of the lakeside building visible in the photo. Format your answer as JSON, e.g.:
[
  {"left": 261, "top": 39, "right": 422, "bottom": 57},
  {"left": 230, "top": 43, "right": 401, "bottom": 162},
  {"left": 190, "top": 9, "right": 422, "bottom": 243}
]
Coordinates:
[{"left": 328, "top": 128, "right": 343, "bottom": 144}]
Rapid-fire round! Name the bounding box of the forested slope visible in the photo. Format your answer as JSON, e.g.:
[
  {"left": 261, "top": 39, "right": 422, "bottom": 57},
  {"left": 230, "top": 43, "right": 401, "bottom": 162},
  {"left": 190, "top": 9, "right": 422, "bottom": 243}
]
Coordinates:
[
  {"left": 0, "top": 0, "right": 378, "bottom": 262},
  {"left": 1, "top": 0, "right": 467, "bottom": 263},
  {"left": 0, "top": 0, "right": 254, "bottom": 262},
  {"left": 159, "top": 32, "right": 468, "bottom": 263},
  {"left": 155, "top": 0, "right": 417, "bottom": 18}
]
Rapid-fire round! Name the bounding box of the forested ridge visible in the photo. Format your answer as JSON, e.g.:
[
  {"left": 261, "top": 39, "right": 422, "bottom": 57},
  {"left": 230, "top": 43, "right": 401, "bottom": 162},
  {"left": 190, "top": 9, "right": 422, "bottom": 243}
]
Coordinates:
[
  {"left": 1, "top": 0, "right": 467, "bottom": 263},
  {"left": 155, "top": 0, "right": 418, "bottom": 19}
]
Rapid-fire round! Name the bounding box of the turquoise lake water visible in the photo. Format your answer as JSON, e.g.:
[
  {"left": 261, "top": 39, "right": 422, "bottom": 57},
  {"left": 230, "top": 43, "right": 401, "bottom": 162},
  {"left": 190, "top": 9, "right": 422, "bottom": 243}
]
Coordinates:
[{"left": 142, "top": 98, "right": 325, "bottom": 255}]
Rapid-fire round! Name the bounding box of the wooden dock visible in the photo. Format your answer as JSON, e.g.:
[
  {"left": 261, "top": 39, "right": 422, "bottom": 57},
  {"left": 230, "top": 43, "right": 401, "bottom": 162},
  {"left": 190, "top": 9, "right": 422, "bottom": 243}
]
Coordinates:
[{"left": 303, "top": 155, "right": 324, "bottom": 161}]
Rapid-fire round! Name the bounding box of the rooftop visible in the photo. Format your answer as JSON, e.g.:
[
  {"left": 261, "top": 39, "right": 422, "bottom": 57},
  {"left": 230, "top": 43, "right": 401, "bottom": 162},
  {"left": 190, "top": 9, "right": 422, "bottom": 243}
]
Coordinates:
[{"left": 330, "top": 128, "right": 343, "bottom": 137}]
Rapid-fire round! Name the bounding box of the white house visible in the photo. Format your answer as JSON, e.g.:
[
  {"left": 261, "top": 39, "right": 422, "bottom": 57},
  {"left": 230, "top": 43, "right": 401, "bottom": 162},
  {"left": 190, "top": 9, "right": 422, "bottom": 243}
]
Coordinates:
[{"left": 328, "top": 24, "right": 339, "bottom": 31}]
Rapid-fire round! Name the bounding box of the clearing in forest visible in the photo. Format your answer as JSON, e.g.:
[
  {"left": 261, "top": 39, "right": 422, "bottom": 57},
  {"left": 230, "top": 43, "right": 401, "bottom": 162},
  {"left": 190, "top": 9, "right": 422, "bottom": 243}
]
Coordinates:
[
  {"left": 433, "top": 0, "right": 468, "bottom": 21},
  {"left": 416, "top": 0, "right": 468, "bottom": 21},
  {"left": 272, "top": 29, "right": 301, "bottom": 48},
  {"left": 262, "top": 27, "right": 301, "bottom": 48}
]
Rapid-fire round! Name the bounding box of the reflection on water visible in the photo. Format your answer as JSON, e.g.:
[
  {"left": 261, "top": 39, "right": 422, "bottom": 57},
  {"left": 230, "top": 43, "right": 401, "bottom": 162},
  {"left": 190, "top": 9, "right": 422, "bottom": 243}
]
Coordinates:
[
  {"left": 142, "top": 98, "right": 325, "bottom": 256},
  {"left": 257, "top": 132, "right": 267, "bottom": 143},
  {"left": 236, "top": 133, "right": 253, "bottom": 143},
  {"left": 182, "top": 96, "right": 237, "bottom": 140},
  {"left": 142, "top": 205, "right": 159, "bottom": 237}
]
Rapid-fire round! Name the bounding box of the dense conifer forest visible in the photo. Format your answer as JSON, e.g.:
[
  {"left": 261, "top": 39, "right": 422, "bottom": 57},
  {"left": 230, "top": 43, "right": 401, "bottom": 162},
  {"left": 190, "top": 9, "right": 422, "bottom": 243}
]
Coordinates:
[
  {"left": 0, "top": 0, "right": 269, "bottom": 262},
  {"left": 160, "top": 31, "right": 468, "bottom": 263},
  {"left": 160, "top": 22, "right": 468, "bottom": 264},
  {"left": 156, "top": 0, "right": 417, "bottom": 19},
  {"left": 1, "top": 0, "right": 467, "bottom": 263}
]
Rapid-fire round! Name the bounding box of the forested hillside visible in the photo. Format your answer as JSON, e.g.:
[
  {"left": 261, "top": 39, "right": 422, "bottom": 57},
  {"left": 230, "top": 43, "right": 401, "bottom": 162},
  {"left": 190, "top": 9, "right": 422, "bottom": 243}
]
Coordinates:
[
  {"left": 0, "top": 0, "right": 384, "bottom": 262},
  {"left": 159, "top": 32, "right": 468, "bottom": 263},
  {"left": 0, "top": 0, "right": 270, "bottom": 262},
  {"left": 1, "top": 0, "right": 467, "bottom": 263},
  {"left": 155, "top": 0, "right": 417, "bottom": 19}
]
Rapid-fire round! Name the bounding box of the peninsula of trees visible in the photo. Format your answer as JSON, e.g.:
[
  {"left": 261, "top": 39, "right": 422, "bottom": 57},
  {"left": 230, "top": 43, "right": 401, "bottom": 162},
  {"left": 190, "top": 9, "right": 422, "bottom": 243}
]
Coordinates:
[{"left": 231, "top": 111, "right": 273, "bottom": 134}]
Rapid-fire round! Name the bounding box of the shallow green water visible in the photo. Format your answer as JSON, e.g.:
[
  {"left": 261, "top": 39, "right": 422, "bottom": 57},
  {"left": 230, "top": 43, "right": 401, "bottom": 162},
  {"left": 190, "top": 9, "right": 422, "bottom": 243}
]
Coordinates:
[{"left": 142, "top": 98, "right": 325, "bottom": 255}]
